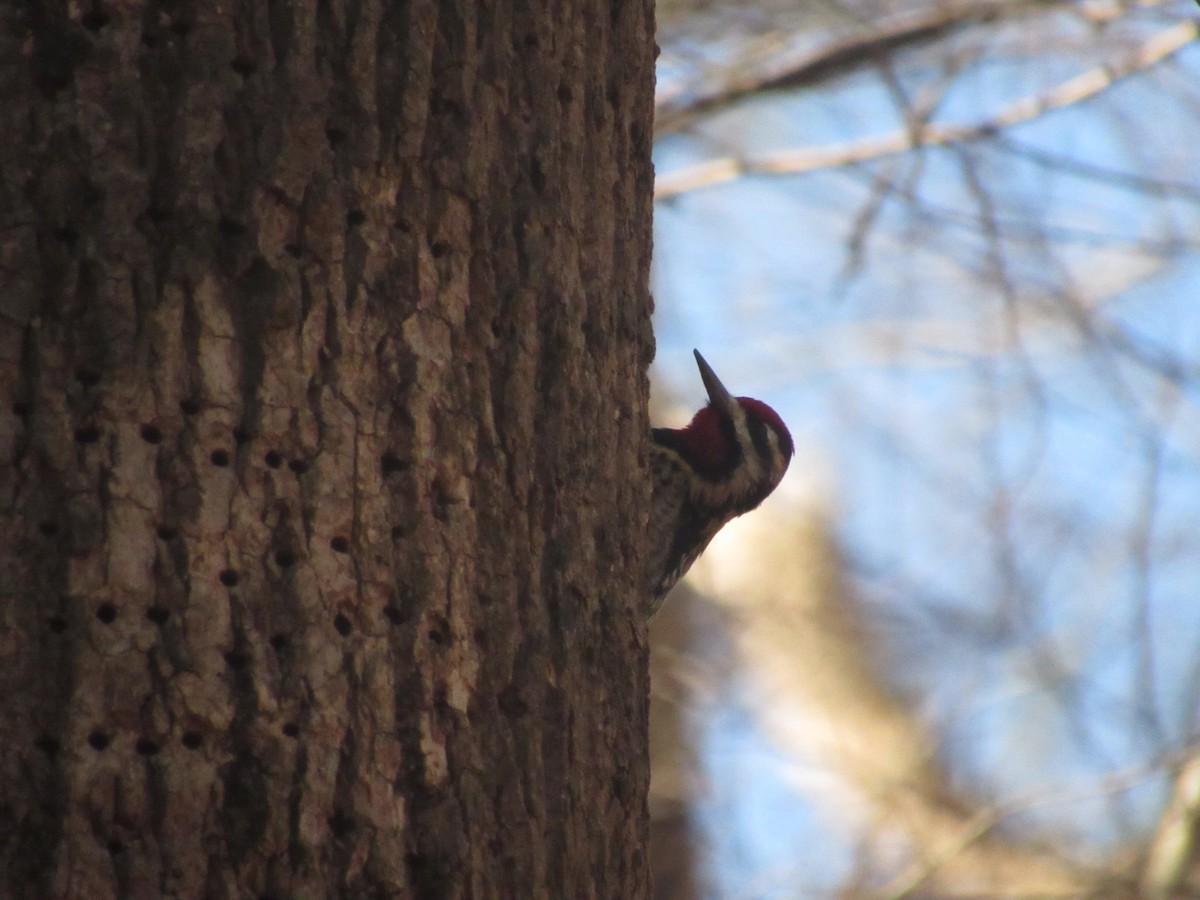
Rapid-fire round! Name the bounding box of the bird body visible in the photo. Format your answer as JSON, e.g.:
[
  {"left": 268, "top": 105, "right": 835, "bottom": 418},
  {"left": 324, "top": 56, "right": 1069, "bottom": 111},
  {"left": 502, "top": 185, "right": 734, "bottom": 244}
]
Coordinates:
[{"left": 646, "top": 351, "right": 793, "bottom": 616}]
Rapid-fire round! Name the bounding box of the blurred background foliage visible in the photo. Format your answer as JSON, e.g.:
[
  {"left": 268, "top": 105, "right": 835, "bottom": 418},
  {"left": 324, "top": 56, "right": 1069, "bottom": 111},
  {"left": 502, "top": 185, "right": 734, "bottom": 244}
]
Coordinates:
[{"left": 645, "top": 1, "right": 1200, "bottom": 897}]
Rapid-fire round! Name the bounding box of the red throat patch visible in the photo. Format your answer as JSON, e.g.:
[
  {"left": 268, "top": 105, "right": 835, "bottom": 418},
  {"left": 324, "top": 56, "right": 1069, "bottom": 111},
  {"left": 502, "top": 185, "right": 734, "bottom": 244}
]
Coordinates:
[{"left": 675, "top": 405, "right": 735, "bottom": 476}]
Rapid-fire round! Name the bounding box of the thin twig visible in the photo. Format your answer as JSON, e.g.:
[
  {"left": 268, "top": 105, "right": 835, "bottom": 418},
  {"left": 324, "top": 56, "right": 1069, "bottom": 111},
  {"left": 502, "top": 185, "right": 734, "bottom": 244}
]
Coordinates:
[{"left": 656, "top": 20, "right": 1199, "bottom": 199}]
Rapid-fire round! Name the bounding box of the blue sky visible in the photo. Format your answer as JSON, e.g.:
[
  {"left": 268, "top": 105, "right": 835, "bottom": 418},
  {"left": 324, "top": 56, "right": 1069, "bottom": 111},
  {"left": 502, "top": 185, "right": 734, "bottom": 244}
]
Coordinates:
[{"left": 652, "top": 3, "right": 1200, "bottom": 892}]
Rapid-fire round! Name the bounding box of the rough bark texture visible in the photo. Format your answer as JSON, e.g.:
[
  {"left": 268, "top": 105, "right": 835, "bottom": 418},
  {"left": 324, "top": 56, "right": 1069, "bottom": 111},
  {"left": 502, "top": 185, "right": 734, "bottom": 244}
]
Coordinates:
[
  {"left": 0, "top": 1, "right": 655, "bottom": 897},
  {"left": 648, "top": 593, "right": 705, "bottom": 900}
]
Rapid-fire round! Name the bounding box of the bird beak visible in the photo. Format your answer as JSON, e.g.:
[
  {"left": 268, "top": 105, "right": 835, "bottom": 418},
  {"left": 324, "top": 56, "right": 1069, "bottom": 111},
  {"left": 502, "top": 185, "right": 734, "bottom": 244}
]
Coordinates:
[{"left": 694, "top": 350, "right": 738, "bottom": 414}]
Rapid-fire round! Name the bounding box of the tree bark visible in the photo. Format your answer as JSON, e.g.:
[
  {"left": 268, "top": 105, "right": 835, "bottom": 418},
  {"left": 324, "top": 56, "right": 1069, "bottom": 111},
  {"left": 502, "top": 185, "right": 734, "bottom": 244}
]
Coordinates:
[
  {"left": 0, "top": 1, "right": 656, "bottom": 897},
  {"left": 648, "top": 593, "right": 710, "bottom": 900}
]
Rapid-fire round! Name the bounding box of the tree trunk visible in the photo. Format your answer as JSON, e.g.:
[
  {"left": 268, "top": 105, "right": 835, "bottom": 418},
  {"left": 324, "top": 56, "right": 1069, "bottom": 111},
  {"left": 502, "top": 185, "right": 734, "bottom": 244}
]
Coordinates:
[{"left": 0, "top": 1, "right": 656, "bottom": 897}]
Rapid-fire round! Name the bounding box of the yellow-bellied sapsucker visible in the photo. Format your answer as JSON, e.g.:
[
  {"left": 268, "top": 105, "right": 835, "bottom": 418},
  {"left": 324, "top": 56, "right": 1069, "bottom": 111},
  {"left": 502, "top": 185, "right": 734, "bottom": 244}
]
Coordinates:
[{"left": 647, "top": 350, "right": 794, "bottom": 617}]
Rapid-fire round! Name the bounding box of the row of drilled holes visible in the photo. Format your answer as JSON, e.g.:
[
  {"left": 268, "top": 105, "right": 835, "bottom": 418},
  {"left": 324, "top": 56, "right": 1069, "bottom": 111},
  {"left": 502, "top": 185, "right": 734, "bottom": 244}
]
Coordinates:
[
  {"left": 34, "top": 588, "right": 435, "bottom": 759},
  {"left": 15, "top": 395, "right": 410, "bottom": 473},
  {"left": 29, "top": 397, "right": 411, "bottom": 569},
  {"left": 22, "top": 398, "right": 416, "bottom": 759},
  {"left": 33, "top": 724, "right": 302, "bottom": 757}
]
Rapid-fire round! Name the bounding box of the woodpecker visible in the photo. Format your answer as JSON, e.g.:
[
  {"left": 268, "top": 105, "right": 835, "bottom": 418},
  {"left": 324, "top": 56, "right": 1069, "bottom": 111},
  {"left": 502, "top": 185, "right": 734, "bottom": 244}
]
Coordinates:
[{"left": 647, "top": 350, "right": 794, "bottom": 617}]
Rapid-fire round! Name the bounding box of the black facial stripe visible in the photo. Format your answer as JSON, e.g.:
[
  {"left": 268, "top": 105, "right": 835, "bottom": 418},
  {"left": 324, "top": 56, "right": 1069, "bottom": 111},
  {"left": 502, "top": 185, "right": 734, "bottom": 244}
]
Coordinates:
[
  {"left": 748, "top": 416, "right": 773, "bottom": 467},
  {"left": 717, "top": 409, "right": 743, "bottom": 479}
]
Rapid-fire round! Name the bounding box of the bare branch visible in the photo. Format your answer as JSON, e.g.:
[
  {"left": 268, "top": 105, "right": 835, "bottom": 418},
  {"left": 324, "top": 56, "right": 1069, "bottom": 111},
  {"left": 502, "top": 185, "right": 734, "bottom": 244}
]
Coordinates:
[
  {"left": 1143, "top": 753, "right": 1200, "bottom": 898},
  {"left": 699, "top": 507, "right": 1095, "bottom": 897},
  {"left": 656, "top": 0, "right": 1069, "bottom": 133},
  {"left": 656, "top": 19, "right": 1199, "bottom": 199}
]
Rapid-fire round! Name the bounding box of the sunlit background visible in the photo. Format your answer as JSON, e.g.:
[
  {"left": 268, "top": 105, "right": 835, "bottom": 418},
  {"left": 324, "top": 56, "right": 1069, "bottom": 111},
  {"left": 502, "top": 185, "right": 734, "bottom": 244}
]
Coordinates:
[{"left": 646, "top": 1, "right": 1200, "bottom": 897}]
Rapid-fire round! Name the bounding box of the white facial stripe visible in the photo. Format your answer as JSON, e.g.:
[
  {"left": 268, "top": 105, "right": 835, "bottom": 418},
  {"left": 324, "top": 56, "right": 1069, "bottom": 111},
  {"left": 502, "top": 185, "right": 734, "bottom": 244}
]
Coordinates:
[{"left": 731, "top": 403, "right": 751, "bottom": 453}]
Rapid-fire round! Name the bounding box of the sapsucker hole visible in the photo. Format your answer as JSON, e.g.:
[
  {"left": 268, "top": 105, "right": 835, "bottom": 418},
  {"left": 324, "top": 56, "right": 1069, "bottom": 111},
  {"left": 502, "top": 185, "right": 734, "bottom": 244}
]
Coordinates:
[
  {"left": 346, "top": 209, "right": 365, "bottom": 227},
  {"left": 498, "top": 685, "right": 529, "bottom": 718},
  {"left": 217, "top": 216, "right": 246, "bottom": 238},
  {"left": 224, "top": 650, "right": 250, "bottom": 670},
  {"left": 35, "top": 735, "right": 60, "bottom": 756},
  {"left": 284, "top": 242, "right": 302, "bottom": 258},
  {"left": 95, "top": 603, "right": 117, "bottom": 624},
  {"left": 430, "top": 241, "right": 450, "bottom": 259},
  {"left": 181, "top": 731, "right": 203, "bottom": 750},
  {"left": 106, "top": 839, "right": 124, "bottom": 856},
  {"left": 329, "top": 536, "right": 349, "bottom": 554},
  {"left": 38, "top": 520, "right": 59, "bottom": 537},
  {"left": 145, "top": 606, "right": 170, "bottom": 625},
  {"left": 230, "top": 55, "right": 256, "bottom": 76},
  {"left": 328, "top": 812, "right": 354, "bottom": 839},
  {"left": 325, "top": 125, "right": 347, "bottom": 146},
  {"left": 210, "top": 449, "right": 230, "bottom": 467},
  {"left": 232, "top": 426, "right": 251, "bottom": 444},
  {"left": 268, "top": 633, "right": 288, "bottom": 651},
  {"left": 333, "top": 614, "right": 352, "bottom": 636},
  {"left": 54, "top": 226, "right": 80, "bottom": 246},
  {"left": 529, "top": 161, "right": 546, "bottom": 193},
  {"left": 264, "top": 450, "right": 283, "bottom": 468},
  {"left": 380, "top": 452, "right": 407, "bottom": 475},
  {"left": 407, "top": 852, "right": 431, "bottom": 881},
  {"left": 48, "top": 616, "right": 68, "bottom": 634},
  {"left": 75, "top": 368, "right": 100, "bottom": 387},
  {"left": 274, "top": 549, "right": 296, "bottom": 568},
  {"left": 282, "top": 722, "right": 299, "bottom": 738},
  {"left": 179, "top": 398, "right": 201, "bottom": 415},
  {"left": 87, "top": 730, "right": 111, "bottom": 751},
  {"left": 37, "top": 70, "right": 72, "bottom": 97},
  {"left": 218, "top": 569, "right": 239, "bottom": 587},
  {"left": 134, "top": 738, "right": 161, "bottom": 756},
  {"left": 74, "top": 425, "right": 101, "bottom": 444},
  {"left": 288, "top": 459, "right": 309, "bottom": 474},
  {"left": 427, "top": 628, "right": 447, "bottom": 646},
  {"left": 382, "top": 604, "right": 403, "bottom": 625},
  {"left": 155, "top": 525, "right": 176, "bottom": 541},
  {"left": 140, "top": 424, "right": 162, "bottom": 444}
]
